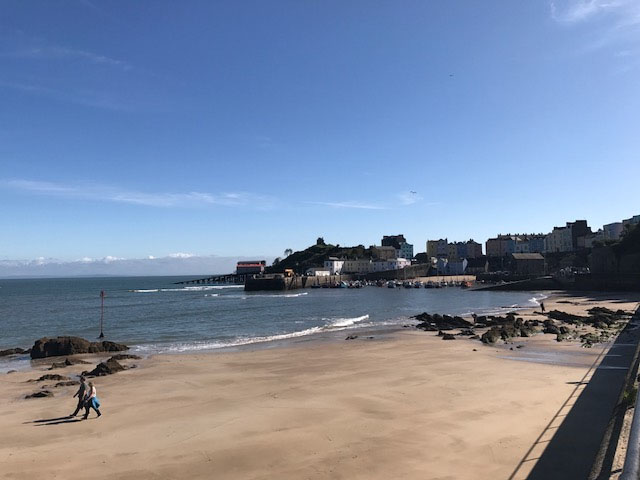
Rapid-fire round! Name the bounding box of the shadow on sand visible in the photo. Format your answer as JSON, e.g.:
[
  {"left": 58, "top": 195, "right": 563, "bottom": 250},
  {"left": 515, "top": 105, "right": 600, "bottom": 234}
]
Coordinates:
[
  {"left": 508, "top": 310, "right": 640, "bottom": 480},
  {"left": 24, "top": 416, "right": 84, "bottom": 426}
]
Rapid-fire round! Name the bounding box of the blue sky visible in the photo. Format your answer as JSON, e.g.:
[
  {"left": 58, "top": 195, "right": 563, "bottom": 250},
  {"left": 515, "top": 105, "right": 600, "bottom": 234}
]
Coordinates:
[{"left": 1, "top": 0, "right": 639, "bottom": 269}]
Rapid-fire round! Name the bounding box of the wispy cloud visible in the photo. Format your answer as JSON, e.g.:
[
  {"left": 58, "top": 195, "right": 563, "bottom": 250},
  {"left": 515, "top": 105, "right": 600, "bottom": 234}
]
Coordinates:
[
  {"left": 0, "top": 80, "right": 136, "bottom": 112},
  {"left": 1, "top": 45, "right": 132, "bottom": 71},
  {"left": 397, "top": 191, "right": 423, "bottom": 206},
  {"left": 550, "top": 0, "right": 640, "bottom": 51},
  {"left": 1, "top": 179, "right": 276, "bottom": 209},
  {"left": 307, "top": 201, "right": 388, "bottom": 210}
]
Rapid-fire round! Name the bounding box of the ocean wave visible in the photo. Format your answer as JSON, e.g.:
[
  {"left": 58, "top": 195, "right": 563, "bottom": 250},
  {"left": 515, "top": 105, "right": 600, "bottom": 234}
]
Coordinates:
[
  {"left": 129, "top": 289, "right": 159, "bottom": 293},
  {"left": 215, "top": 292, "right": 309, "bottom": 299},
  {"left": 133, "top": 326, "right": 324, "bottom": 353},
  {"left": 527, "top": 293, "right": 549, "bottom": 306},
  {"left": 161, "top": 285, "right": 243, "bottom": 292},
  {"left": 326, "top": 314, "right": 370, "bottom": 328}
]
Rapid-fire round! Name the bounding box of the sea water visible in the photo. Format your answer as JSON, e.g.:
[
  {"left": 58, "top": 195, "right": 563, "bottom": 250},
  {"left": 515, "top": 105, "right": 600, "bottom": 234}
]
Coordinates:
[{"left": 0, "top": 276, "right": 547, "bottom": 371}]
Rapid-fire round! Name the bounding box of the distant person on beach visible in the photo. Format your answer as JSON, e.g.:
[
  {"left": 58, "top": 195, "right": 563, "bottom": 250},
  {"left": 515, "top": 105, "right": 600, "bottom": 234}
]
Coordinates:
[
  {"left": 70, "top": 376, "right": 87, "bottom": 417},
  {"left": 540, "top": 301, "right": 546, "bottom": 313},
  {"left": 82, "top": 381, "right": 101, "bottom": 420}
]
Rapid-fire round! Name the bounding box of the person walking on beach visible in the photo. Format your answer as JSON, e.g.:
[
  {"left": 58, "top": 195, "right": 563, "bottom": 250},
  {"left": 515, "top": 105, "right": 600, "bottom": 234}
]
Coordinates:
[
  {"left": 70, "top": 376, "right": 87, "bottom": 417},
  {"left": 540, "top": 301, "right": 546, "bottom": 313},
  {"left": 82, "top": 381, "right": 101, "bottom": 420}
]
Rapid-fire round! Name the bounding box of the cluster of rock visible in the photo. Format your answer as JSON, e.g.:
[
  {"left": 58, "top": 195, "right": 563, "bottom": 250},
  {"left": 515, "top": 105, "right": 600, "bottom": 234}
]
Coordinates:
[
  {"left": 30, "top": 336, "right": 129, "bottom": 359},
  {"left": 48, "top": 357, "right": 90, "bottom": 370},
  {"left": 414, "top": 306, "right": 631, "bottom": 347},
  {"left": 478, "top": 316, "right": 539, "bottom": 344},
  {"left": 414, "top": 313, "right": 473, "bottom": 332},
  {"left": 547, "top": 307, "right": 629, "bottom": 329}
]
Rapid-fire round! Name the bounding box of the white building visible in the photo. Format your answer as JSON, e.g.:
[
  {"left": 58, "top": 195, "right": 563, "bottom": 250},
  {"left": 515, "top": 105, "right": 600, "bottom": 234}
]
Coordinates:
[
  {"left": 544, "top": 226, "right": 572, "bottom": 253},
  {"left": 342, "top": 258, "right": 411, "bottom": 274},
  {"left": 342, "top": 259, "right": 372, "bottom": 274},
  {"left": 372, "top": 258, "right": 411, "bottom": 272},
  {"left": 603, "top": 222, "right": 623, "bottom": 240},
  {"left": 323, "top": 257, "right": 344, "bottom": 274},
  {"left": 397, "top": 242, "right": 414, "bottom": 260},
  {"left": 306, "top": 267, "right": 330, "bottom": 276}
]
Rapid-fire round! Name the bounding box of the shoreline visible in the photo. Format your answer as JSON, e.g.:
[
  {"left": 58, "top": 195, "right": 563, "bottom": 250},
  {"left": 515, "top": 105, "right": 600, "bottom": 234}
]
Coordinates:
[
  {"left": 2, "top": 292, "right": 640, "bottom": 479},
  {"left": 1, "top": 289, "right": 553, "bottom": 371}
]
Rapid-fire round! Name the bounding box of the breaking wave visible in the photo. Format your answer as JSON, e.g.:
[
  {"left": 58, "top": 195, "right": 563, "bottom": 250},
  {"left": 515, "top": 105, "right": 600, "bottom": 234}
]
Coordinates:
[{"left": 326, "top": 314, "right": 370, "bottom": 328}]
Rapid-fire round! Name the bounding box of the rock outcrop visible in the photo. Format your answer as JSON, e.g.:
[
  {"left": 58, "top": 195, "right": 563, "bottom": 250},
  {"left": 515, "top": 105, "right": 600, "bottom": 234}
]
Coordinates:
[
  {"left": 48, "top": 358, "right": 91, "bottom": 370},
  {"left": 480, "top": 318, "right": 538, "bottom": 344},
  {"left": 25, "top": 390, "right": 53, "bottom": 399},
  {"left": 414, "top": 313, "right": 473, "bottom": 331},
  {"left": 84, "top": 358, "right": 125, "bottom": 377},
  {"left": 28, "top": 374, "right": 71, "bottom": 383},
  {"left": 108, "top": 354, "right": 141, "bottom": 361},
  {"left": 0, "top": 347, "right": 28, "bottom": 357},
  {"left": 30, "top": 337, "right": 128, "bottom": 359}
]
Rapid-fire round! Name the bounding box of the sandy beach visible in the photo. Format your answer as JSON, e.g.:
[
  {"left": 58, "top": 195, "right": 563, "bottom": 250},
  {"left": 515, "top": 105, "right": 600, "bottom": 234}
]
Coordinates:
[{"left": 1, "top": 292, "right": 639, "bottom": 480}]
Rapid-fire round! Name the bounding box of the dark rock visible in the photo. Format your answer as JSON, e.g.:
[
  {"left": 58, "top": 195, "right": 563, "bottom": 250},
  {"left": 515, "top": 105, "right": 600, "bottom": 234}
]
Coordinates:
[
  {"left": 442, "top": 333, "right": 456, "bottom": 340},
  {"left": 28, "top": 374, "right": 70, "bottom": 383},
  {"left": 7, "top": 370, "right": 17, "bottom": 374},
  {"left": 53, "top": 380, "right": 79, "bottom": 387},
  {"left": 25, "top": 390, "right": 53, "bottom": 399},
  {"left": 547, "top": 310, "right": 585, "bottom": 323},
  {"left": 345, "top": 335, "right": 358, "bottom": 340},
  {"left": 472, "top": 348, "right": 478, "bottom": 351},
  {"left": 84, "top": 358, "right": 125, "bottom": 377},
  {"left": 30, "top": 336, "right": 128, "bottom": 359},
  {"left": 414, "top": 312, "right": 473, "bottom": 331},
  {"left": 48, "top": 357, "right": 91, "bottom": 370},
  {"left": 481, "top": 327, "right": 502, "bottom": 344},
  {"left": 0, "top": 347, "right": 27, "bottom": 357},
  {"left": 543, "top": 320, "right": 561, "bottom": 335},
  {"left": 458, "top": 329, "right": 476, "bottom": 336},
  {"left": 516, "top": 345, "right": 524, "bottom": 349},
  {"left": 109, "top": 354, "right": 141, "bottom": 361},
  {"left": 470, "top": 335, "right": 480, "bottom": 340}
]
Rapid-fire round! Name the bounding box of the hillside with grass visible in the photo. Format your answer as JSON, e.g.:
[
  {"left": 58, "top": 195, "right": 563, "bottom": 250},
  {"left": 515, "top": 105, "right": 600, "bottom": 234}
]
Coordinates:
[{"left": 265, "top": 238, "right": 375, "bottom": 274}]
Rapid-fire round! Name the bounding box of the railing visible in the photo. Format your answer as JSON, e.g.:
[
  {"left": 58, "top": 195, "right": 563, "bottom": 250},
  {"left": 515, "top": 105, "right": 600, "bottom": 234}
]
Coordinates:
[{"left": 620, "top": 308, "right": 640, "bottom": 480}]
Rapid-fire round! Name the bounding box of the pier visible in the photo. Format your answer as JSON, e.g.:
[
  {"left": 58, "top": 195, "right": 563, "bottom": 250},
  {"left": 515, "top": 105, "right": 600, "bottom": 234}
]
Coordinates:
[{"left": 175, "top": 273, "right": 245, "bottom": 285}]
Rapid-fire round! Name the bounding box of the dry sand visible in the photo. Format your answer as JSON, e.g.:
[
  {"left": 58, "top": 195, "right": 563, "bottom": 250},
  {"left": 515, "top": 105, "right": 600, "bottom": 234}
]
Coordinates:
[{"left": 1, "top": 292, "right": 639, "bottom": 480}]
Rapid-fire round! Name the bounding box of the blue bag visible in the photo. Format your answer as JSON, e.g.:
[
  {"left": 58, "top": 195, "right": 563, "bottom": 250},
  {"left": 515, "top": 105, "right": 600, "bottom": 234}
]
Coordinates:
[{"left": 92, "top": 397, "right": 101, "bottom": 409}]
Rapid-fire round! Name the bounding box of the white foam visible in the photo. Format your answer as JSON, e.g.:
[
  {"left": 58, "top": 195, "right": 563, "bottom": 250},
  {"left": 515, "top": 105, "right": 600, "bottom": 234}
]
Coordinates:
[
  {"left": 160, "top": 285, "right": 243, "bottom": 292},
  {"left": 220, "top": 292, "right": 309, "bottom": 299},
  {"left": 204, "top": 293, "right": 219, "bottom": 297},
  {"left": 130, "top": 289, "right": 159, "bottom": 293},
  {"left": 134, "top": 326, "right": 324, "bottom": 353},
  {"left": 326, "top": 314, "right": 370, "bottom": 328}
]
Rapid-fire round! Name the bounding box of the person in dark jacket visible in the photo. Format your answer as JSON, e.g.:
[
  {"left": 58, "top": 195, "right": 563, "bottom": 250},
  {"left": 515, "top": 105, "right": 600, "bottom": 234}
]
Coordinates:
[{"left": 70, "top": 376, "right": 87, "bottom": 417}]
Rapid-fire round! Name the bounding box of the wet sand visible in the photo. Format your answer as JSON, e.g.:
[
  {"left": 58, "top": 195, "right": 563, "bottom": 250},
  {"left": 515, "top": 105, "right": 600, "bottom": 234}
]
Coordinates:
[{"left": 0, "top": 292, "right": 639, "bottom": 480}]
